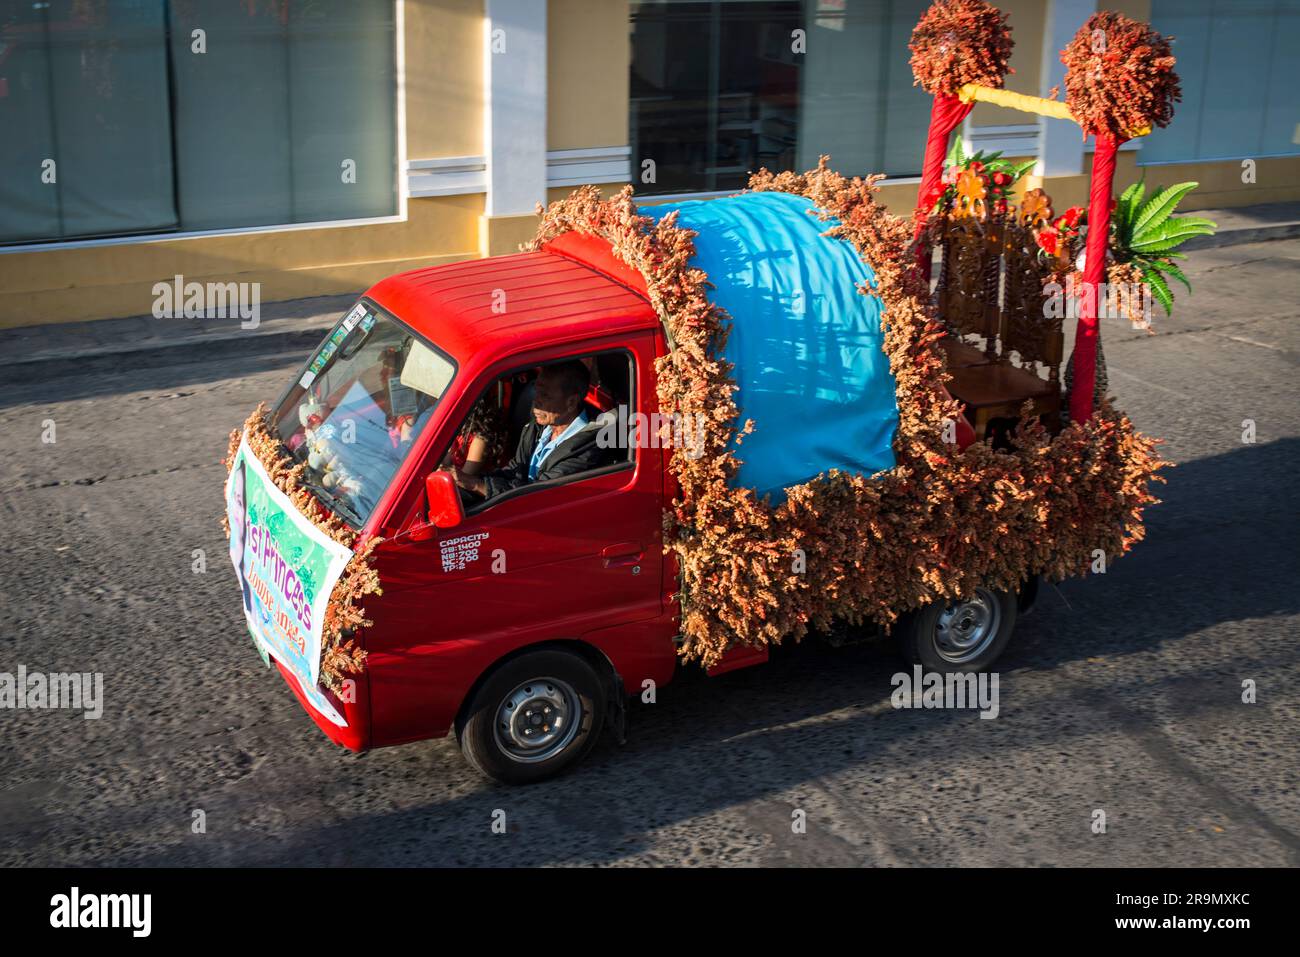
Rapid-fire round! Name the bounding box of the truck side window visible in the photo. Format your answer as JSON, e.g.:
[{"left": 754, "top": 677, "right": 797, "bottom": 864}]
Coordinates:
[{"left": 445, "top": 350, "right": 636, "bottom": 510}]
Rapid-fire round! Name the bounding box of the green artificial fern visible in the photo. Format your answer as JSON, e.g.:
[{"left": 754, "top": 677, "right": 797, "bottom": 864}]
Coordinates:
[
  {"left": 1110, "top": 177, "right": 1216, "bottom": 316},
  {"left": 945, "top": 135, "right": 1036, "bottom": 181}
]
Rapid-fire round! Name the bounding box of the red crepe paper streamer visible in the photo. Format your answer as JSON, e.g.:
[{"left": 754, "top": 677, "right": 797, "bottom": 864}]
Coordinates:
[
  {"left": 913, "top": 93, "right": 976, "bottom": 282},
  {"left": 1070, "top": 132, "right": 1123, "bottom": 424}
]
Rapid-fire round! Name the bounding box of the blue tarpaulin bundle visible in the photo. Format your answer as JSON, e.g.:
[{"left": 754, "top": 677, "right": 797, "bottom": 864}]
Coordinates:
[{"left": 643, "top": 191, "right": 899, "bottom": 503}]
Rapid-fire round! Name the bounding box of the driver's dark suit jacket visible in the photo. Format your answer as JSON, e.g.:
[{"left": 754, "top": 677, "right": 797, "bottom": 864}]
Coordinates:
[{"left": 483, "top": 409, "right": 618, "bottom": 499}]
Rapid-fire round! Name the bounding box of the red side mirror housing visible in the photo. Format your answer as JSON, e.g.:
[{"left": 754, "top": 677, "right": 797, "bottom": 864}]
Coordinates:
[{"left": 426, "top": 470, "right": 464, "bottom": 530}]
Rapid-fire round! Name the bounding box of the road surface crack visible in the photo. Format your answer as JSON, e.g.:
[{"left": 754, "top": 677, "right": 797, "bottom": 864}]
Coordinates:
[{"left": 7, "top": 461, "right": 219, "bottom": 494}]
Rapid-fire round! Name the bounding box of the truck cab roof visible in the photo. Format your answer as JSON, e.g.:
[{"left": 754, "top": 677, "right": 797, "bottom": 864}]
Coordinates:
[{"left": 365, "top": 234, "right": 657, "bottom": 371}]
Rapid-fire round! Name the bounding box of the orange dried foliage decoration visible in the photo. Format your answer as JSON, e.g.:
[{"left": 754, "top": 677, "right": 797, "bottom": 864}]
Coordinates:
[
  {"left": 909, "top": 0, "right": 1014, "bottom": 98},
  {"left": 1062, "top": 12, "right": 1180, "bottom": 140},
  {"left": 223, "top": 405, "right": 381, "bottom": 691},
  {"left": 529, "top": 160, "right": 1168, "bottom": 668}
]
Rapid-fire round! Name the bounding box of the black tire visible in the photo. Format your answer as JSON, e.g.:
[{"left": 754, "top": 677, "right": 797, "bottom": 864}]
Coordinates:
[
  {"left": 899, "top": 586, "right": 1017, "bottom": 673},
  {"left": 457, "top": 649, "right": 606, "bottom": 785}
]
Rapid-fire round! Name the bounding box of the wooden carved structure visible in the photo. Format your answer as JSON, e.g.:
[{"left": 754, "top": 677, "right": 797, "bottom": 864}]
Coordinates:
[
  {"left": 910, "top": 4, "right": 1177, "bottom": 426},
  {"left": 935, "top": 183, "right": 1065, "bottom": 440}
]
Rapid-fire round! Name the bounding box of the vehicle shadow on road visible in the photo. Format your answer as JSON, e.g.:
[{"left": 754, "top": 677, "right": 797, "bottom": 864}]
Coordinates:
[{"left": 112, "top": 436, "right": 1299, "bottom": 867}]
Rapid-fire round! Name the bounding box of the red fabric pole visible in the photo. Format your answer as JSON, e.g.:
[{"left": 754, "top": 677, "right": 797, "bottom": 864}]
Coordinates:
[
  {"left": 1069, "top": 132, "right": 1123, "bottom": 424},
  {"left": 913, "top": 93, "right": 976, "bottom": 282}
]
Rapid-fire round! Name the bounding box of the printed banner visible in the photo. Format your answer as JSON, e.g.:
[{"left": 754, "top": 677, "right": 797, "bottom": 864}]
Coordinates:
[{"left": 225, "top": 435, "right": 354, "bottom": 727}]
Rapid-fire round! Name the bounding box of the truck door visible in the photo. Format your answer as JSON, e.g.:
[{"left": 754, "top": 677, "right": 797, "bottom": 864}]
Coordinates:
[{"left": 365, "top": 334, "right": 667, "bottom": 743}]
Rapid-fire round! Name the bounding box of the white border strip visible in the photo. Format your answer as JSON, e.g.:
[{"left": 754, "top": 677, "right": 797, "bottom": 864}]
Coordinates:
[
  {"left": 484, "top": 0, "right": 547, "bottom": 217},
  {"left": 407, "top": 156, "right": 488, "bottom": 197},
  {"left": 1138, "top": 150, "right": 1300, "bottom": 167},
  {"left": 0, "top": 213, "right": 407, "bottom": 254},
  {"left": 966, "top": 123, "right": 1039, "bottom": 157},
  {"left": 405, "top": 146, "right": 633, "bottom": 197},
  {"left": 964, "top": 121, "right": 1143, "bottom": 162},
  {"left": 546, "top": 146, "right": 632, "bottom": 188}
]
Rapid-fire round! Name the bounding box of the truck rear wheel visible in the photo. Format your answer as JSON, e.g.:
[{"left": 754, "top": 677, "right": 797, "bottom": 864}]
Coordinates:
[
  {"left": 900, "top": 587, "right": 1017, "bottom": 673},
  {"left": 457, "top": 649, "right": 606, "bottom": 785}
]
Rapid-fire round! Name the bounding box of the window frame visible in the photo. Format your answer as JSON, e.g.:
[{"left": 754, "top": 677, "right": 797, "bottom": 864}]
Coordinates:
[{"left": 441, "top": 345, "right": 639, "bottom": 520}]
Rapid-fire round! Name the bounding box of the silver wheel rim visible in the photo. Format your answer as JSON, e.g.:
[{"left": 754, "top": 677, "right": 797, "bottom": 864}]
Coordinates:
[
  {"left": 933, "top": 588, "right": 1002, "bottom": 664},
  {"left": 493, "top": 676, "right": 582, "bottom": 764}
]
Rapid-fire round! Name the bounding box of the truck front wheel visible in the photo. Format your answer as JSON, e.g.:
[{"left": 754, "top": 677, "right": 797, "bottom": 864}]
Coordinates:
[
  {"left": 900, "top": 587, "right": 1017, "bottom": 673},
  {"left": 457, "top": 649, "right": 607, "bottom": 785}
]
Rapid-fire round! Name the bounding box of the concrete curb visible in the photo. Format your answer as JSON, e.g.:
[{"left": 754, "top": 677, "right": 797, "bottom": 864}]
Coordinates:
[
  {"left": 1183, "top": 220, "right": 1300, "bottom": 250},
  {"left": 0, "top": 324, "right": 334, "bottom": 366},
  {"left": 0, "top": 325, "right": 334, "bottom": 387}
]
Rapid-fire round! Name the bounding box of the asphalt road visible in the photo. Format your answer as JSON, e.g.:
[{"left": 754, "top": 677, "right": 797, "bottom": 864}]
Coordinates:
[{"left": 1, "top": 238, "right": 1297, "bottom": 867}]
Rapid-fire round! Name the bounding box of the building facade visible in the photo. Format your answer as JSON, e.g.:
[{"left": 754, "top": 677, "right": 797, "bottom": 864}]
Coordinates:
[{"left": 2, "top": 0, "right": 1296, "bottom": 327}]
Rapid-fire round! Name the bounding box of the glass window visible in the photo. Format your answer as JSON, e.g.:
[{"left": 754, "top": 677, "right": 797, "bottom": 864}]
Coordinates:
[
  {"left": 0, "top": 0, "right": 396, "bottom": 245},
  {"left": 629, "top": 0, "right": 931, "bottom": 195},
  {"left": 0, "top": 0, "right": 177, "bottom": 243},
  {"left": 447, "top": 351, "right": 636, "bottom": 511},
  {"left": 273, "top": 301, "right": 456, "bottom": 528},
  {"left": 1144, "top": 0, "right": 1300, "bottom": 163},
  {"left": 168, "top": 0, "right": 397, "bottom": 230}
]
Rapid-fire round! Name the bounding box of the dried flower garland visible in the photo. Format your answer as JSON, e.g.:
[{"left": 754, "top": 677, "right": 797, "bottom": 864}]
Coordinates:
[
  {"left": 909, "top": 0, "right": 1014, "bottom": 97},
  {"left": 223, "top": 406, "right": 380, "bottom": 691},
  {"left": 1061, "top": 12, "right": 1180, "bottom": 140},
  {"left": 530, "top": 160, "right": 1167, "bottom": 667}
]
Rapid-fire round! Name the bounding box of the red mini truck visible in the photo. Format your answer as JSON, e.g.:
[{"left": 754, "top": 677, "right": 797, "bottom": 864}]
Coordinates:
[
  {"left": 228, "top": 225, "right": 1027, "bottom": 784},
  {"left": 224, "top": 0, "right": 1181, "bottom": 785}
]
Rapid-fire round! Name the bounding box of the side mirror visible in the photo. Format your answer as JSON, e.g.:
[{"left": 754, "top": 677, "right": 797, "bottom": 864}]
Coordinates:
[{"left": 426, "top": 470, "right": 464, "bottom": 530}]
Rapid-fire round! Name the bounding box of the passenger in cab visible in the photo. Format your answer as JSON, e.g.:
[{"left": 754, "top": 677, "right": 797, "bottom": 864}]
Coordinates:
[{"left": 442, "top": 393, "right": 509, "bottom": 476}]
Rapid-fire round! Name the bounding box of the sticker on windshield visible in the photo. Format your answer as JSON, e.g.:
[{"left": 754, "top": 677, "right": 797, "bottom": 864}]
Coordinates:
[
  {"left": 341, "top": 302, "right": 367, "bottom": 333},
  {"left": 308, "top": 324, "right": 352, "bottom": 377},
  {"left": 387, "top": 377, "right": 420, "bottom": 417}
]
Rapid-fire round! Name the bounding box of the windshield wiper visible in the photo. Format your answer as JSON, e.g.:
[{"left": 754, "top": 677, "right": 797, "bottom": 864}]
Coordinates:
[{"left": 300, "top": 478, "right": 363, "bottom": 528}]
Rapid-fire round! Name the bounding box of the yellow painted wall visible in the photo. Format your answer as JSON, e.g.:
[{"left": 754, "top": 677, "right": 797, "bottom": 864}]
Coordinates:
[
  {"left": 969, "top": 0, "right": 1047, "bottom": 128},
  {"left": 0, "top": 196, "right": 484, "bottom": 327},
  {"left": 407, "top": 0, "right": 484, "bottom": 158},
  {"left": 548, "top": 0, "right": 630, "bottom": 152},
  {"left": 1035, "top": 153, "right": 1300, "bottom": 213}
]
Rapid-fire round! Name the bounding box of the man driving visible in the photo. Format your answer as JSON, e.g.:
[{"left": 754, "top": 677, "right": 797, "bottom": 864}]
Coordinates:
[{"left": 452, "top": 360, "right": 614, "bottom": 499}]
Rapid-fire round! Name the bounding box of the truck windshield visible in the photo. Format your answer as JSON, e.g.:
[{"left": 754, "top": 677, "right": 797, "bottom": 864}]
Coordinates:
[{"left": 271, "top": 301, "right": 456, "bottom": 528}]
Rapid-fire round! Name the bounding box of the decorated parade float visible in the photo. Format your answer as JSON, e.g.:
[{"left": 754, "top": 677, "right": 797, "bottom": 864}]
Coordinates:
[{"left": 224, "top": 1, "right": 1216, "bottom": 780}]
